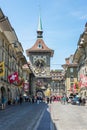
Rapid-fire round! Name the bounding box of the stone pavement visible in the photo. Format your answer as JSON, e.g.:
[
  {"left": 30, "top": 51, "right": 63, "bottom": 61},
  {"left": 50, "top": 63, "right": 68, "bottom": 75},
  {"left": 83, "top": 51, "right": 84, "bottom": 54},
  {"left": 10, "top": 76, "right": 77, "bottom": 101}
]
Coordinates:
[{"left": 50, "top": 102, "right": 87, "bottom": 130}]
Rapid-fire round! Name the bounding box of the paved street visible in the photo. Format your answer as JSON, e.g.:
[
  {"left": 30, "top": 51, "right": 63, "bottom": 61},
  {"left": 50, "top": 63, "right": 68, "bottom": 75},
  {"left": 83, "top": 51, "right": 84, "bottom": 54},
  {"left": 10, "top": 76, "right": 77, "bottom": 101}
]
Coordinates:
[
  {"left": 50, "top": 102, "right": 87, "bottom": 130},
  {"left": 0, "top": 102, "right": 51, "bottom": 130},
  {"left": 0, "top": 101, "right": 87, "bottom": 130}
]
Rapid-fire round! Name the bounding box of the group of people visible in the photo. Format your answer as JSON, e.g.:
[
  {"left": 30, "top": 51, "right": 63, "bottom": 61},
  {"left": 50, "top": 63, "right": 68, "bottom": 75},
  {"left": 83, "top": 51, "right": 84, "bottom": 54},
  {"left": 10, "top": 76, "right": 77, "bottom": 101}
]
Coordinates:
[
  {"left": 24, "top": 95, "right": 44, "bottom": 104},
  {"left": 60, "top": 96, "right": 69, "bottom": 104},
  {"left": 1, "top": 94, "right": 86, "bottom": 110},
  {"left": 60, "top": 95, "right": 86, "bottom": 106},
  {"left": 46, "top": 97, "right": 52, "bottom": 104},
  {"left": 1, "top": 94, "right": 23, "bottom": 110}
]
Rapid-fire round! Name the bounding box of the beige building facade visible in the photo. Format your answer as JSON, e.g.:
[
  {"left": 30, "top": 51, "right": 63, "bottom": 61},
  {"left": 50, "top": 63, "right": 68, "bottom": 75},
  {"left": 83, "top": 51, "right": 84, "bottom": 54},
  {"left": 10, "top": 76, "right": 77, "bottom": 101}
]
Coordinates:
[
  {"left": 50, "top": 69, "right": 65, "bottom": 96},
  {"left": 0, "top": 9, "right": 29, "bottom": 104},
  {"left": 62, "top": 55, "right": 78, "bottom": 96},
  {"left": 73, "top": 23, "right": 87, "bottom": 98}
]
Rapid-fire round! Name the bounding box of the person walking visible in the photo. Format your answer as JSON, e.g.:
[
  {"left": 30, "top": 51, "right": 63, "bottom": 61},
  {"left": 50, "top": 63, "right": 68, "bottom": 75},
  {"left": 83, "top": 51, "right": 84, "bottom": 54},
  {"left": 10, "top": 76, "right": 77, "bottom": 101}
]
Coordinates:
[
  {"left": 47, "top": 97, "right": 49, "bottom": 104},
  {"left": 49, "top": 97, "right": 52, "bottom": 104},
  {"left": 82, "top": 98, "right": 86, "bottom": 106},
  {"left": 66, "top": 96, "right": 69, "bottom": 104},
  {"left": 62, "top": 96, "right": 66, "bottom": 105},
  {"left": 1, "top": 96, "right": 6, "bottom": 110},
  {"left": 19, "top": 94, "right": 23, "bottom": 105},
  {"left": 37, "top": 96, "right": 40, "bottom": 104},
  {"left": 79, "top": 97, "right": 82, "bottom": 105}
]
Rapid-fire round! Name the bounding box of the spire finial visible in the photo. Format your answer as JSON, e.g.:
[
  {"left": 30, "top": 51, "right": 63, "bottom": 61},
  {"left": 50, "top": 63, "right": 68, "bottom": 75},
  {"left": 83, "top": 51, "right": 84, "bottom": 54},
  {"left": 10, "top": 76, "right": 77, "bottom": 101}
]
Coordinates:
[
  {"left": 37, "top": 15, "right": 43, "bottom": 38},
  {"left": 37, "top": 15, "right": 43, "bottom": 31}
]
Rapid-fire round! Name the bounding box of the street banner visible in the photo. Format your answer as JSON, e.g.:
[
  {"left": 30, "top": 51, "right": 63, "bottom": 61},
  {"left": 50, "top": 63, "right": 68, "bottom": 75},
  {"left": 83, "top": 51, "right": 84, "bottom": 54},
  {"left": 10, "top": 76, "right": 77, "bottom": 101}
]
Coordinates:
[
  {"left": 8, "top": 72, "right": 19, "bottom": 83},
  {"left": 23, "top": 83, "right": 29, "bottom": 91},
  {"left": 80, "top": 74, "right": 87, "bottom": 87},
  {"left": 0, "top": 61, "right": 5, "bottom": 77}
]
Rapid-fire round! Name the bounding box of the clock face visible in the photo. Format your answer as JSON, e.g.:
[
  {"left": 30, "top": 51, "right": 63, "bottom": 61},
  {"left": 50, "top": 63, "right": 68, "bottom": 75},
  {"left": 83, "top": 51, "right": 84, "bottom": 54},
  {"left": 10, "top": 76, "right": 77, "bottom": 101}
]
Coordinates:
[
  {"left": 34, "top": 59, "right": 46, "bottom": 74},
  {"left": 35, "top": 59, "right": 45, "bottom": 68}
]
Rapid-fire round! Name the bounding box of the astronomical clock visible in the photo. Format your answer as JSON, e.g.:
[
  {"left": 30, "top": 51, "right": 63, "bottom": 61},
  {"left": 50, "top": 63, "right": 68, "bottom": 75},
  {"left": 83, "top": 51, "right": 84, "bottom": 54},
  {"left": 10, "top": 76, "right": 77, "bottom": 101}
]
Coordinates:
[{"left": 32, "top": 55, "right": 49, "bottom": 77}]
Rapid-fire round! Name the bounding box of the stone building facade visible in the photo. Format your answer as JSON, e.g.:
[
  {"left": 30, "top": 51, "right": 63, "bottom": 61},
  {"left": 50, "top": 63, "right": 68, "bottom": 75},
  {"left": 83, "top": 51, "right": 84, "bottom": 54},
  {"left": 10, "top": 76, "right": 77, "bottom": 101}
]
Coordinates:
[
  {"left": 62, "top": 55, "right": 78, "bottom": 96},
  {"left": 50, "top": 69, "right": 65, "bottom": 96},
  {"left": 73, "top": 23, "right": 87, "bottom": 98},
  {"left": 0, "top": 9, "right": 29, "bottom": 104}
]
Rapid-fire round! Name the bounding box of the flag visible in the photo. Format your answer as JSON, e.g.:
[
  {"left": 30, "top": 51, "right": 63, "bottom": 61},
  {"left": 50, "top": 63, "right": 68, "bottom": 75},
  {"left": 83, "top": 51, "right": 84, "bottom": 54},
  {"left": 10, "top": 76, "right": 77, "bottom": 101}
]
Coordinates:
[
  {"left": 0, "top": 61, "right": 5, "bottom": 77},
  {"left": 8, "top": 72, "right": 19, "bottom": 83},
  {"left": 17, "top": 78, "right": 24, "bottom": 87}
]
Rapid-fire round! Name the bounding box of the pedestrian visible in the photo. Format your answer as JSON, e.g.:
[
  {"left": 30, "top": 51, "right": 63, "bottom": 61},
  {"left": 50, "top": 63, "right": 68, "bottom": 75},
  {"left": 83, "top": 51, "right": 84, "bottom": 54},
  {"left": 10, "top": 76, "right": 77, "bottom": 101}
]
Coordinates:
[
  {"left": 16, "top": 96, "right": 19, "bottom": 104},
  {"left": 60, "top": 96, "right": 63, "bottom": 104},
  {"left": 47, "top": 97, "right": 49, "bottom": 104},
  {"left": 79, "top": 97, "right": 82, "bottom": 105},
  {"left": 32, "top": 96, "right": 34, "bottom": 103},
  {"left": 8, "top": 99, "right": 11, "bottom": 105},
  {"left": 37, "top": 96, "right": 40, "bottom": 104},
  {"left": 1, "top": 96, "right": 6, "bottom": 110},
  {"left": 66, "top": 96, "right": 69, "bottom": 104},
  {"left": 49, "top": 97, "right": 52, "bottom": 104},
  {"left": 19, "top": 94, "right": 23, "bottom": 105},
  {"left": 82, "top": 98, "right": 86, "bottom": 106},
  {"left": 62, "top": 96, "right": 66, "bottom": 105}
]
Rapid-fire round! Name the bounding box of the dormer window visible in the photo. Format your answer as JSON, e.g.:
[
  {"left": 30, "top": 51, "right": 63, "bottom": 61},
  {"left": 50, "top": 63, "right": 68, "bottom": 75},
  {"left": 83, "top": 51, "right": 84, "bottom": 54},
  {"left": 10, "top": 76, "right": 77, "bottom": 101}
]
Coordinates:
[{"left": 38, "top": 43, "right": 42, "bottom": 49}]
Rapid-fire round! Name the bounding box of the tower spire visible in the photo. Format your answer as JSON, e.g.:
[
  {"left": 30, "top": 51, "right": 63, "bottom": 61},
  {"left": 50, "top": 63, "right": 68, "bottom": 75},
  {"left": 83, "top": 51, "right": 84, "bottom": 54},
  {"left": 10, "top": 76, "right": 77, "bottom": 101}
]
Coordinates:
[{"left": 37, "top": 15, "right": 43, "bottom": 38}]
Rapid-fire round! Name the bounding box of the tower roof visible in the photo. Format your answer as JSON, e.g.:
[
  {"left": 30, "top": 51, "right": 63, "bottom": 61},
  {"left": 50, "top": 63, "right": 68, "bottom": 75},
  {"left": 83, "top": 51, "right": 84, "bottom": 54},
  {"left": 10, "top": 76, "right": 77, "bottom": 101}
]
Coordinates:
[
  {"left": 26, "top": 39, "right": 54, "bottom": 57},
  {"left": 26, "top": 15, "right": 54, "bottom": 57}
]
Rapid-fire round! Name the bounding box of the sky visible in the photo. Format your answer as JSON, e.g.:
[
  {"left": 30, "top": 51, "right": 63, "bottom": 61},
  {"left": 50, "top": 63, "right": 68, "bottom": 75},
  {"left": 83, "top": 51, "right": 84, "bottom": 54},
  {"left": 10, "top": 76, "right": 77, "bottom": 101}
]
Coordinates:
[{"left": 0, "top": 0, "right": 87, "bottom": 70}]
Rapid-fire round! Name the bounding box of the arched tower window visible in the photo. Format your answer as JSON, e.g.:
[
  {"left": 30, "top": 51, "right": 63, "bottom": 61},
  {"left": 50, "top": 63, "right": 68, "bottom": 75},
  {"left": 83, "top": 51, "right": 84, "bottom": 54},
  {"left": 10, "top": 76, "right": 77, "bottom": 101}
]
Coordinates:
[{"left": 38, "top": 44, "right": 42, "bottom": 49}]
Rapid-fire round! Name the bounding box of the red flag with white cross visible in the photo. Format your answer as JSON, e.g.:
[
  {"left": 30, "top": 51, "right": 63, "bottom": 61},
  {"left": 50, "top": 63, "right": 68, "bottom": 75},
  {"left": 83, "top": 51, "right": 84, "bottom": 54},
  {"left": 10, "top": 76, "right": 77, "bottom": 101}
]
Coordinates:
[{"left": 8, "top": 72, "right": 19, "bottom": 83}]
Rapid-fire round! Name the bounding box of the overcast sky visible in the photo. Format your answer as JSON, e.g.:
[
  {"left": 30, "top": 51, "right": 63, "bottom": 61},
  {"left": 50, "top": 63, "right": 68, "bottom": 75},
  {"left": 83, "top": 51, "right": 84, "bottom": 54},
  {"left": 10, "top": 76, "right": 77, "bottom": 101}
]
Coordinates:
[{"left": 0, "top": 0, "right": 87, "bottom": 69}]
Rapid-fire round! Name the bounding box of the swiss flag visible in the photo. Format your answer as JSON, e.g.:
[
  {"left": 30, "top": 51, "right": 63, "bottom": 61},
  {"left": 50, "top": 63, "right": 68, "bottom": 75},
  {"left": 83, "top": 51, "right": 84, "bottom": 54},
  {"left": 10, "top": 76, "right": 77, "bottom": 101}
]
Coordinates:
[{"left": 8, "top": 72, "right": 19, "bottom": 83}]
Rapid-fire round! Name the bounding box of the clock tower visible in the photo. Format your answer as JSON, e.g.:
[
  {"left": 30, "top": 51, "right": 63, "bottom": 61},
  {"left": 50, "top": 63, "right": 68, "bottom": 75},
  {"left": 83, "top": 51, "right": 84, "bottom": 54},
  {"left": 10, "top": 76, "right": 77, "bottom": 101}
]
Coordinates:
[{"left": 26, "top": 16, "right": 54, "bottom": 96}]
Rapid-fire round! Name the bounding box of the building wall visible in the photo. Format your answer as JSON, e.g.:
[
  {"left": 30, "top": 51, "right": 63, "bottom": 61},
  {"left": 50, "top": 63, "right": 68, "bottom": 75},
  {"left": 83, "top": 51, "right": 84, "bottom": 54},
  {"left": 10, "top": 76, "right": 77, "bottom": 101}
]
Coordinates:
[
  {"left": 0, "top": 17, "right": 28, "bottom": 104},
  {"left": 73, "top": 23, "right": 87, "bottom": 99}
]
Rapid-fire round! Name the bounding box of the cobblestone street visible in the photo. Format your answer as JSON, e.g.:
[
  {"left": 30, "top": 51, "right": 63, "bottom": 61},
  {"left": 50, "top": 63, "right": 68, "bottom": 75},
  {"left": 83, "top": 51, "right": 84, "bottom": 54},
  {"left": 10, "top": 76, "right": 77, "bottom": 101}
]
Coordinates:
[{"left": 50, "top": 102, "right": 87, "bottom": 130}]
